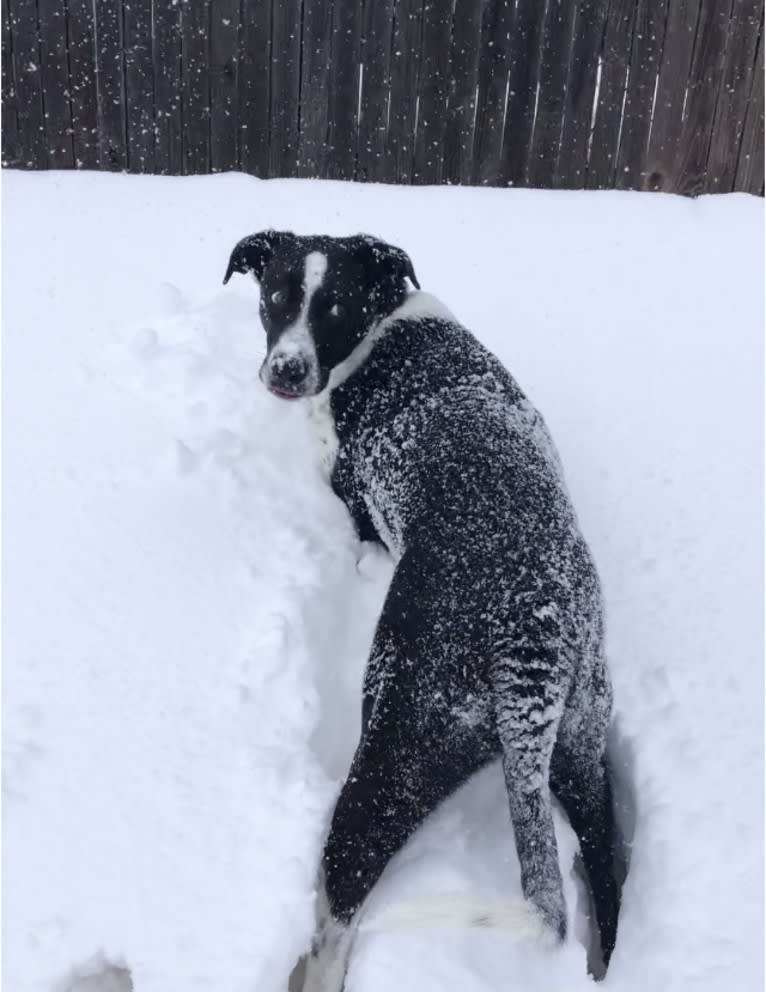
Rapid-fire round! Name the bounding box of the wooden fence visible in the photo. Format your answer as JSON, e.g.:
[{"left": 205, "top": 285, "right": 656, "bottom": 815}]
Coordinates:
[{"left": 2, "top": 0, "right": 763, "bottom": 195}]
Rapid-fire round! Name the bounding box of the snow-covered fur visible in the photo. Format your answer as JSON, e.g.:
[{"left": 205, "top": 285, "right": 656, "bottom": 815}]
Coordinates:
[{"left": 224, "top": 232, "right": 624, "bottom": 989}]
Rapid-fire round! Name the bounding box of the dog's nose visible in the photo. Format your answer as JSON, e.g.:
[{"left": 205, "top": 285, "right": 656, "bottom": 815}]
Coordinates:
[{"left": 270, "top": 354, "right": 309, "bottom": 390}]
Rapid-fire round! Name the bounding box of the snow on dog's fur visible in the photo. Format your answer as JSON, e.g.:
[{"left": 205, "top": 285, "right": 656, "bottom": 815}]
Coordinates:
[{"left": 224, "top": 232, "right": 626, "bottom": 989}]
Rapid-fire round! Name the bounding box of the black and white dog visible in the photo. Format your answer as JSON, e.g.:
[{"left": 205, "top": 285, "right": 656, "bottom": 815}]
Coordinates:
[{"left": 224, "top": 232, "right": 624, "bottom": 989}]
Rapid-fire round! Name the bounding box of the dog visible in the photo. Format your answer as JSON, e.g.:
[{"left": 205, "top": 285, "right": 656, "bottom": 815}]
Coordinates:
[{"left": 224, "top": 232, "right": 624, "bottom": 989}]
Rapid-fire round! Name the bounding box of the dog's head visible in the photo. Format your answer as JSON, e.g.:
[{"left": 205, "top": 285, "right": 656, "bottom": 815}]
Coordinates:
[{"left": 223, "top": 231, "right": 419, "bottom": 399}]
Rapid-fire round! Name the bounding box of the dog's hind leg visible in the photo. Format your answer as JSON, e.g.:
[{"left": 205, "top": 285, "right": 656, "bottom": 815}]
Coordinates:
[
  {"left": 302, "top": 708, "right": 489, "bottom": 991},
  {"left": 490, "top": 617, "right": 573, "bottom": 945},
  {"left": 300, "top": 572, "right": 494, "bottom": 991},
  {"left": 550, "top": 673, "right": 624, "bottom": 973}
]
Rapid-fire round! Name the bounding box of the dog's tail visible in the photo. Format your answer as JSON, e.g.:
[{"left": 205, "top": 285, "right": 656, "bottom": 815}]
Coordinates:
[{"left": 360, "top": 895, "right": 557, "bottom": 946}]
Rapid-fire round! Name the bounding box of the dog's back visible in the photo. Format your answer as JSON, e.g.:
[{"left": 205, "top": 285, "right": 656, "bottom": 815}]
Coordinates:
[
  {"left": 330, "top": 293, "right": 603, "bottom": 694},
  {"left": 330, "top": 292, "right": 590, "bottom": 574}
]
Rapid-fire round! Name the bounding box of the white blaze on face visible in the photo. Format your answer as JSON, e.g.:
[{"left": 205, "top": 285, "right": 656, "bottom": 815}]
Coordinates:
[
  {"left": 263, "top": 251, "right": 327, "bottom": 392},
  {"left": 304, "top": 250, "right": 328, "bottom": 293}
]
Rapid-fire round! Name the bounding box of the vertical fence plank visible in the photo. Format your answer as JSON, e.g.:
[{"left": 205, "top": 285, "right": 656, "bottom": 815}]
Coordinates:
[
  {"left": 413, "top": 0, "right": 453, "bottom": 184},
  {"left": 386, "top": 0, "right": 425, "bottom": 183},
  {"left": 67, "top": 0, "right": 99, "bottom": 168},
  {"left": 555, "top": 0, "right": 610, "bottom": 188},
  {"left": 210, "top": 0, "right": 239, "bottom": 173},
  {"left": 298, "top": 0, "right": 332, "bottom": 177},
  {"left": 645, "top": 0, "right": 700, "bottom": 191},
  {"left": 443, "top": 0, "right": 482, "bottom": 185},
  {"left": 675, "top": 0, "right": 732, "bottom": 195},
  {"left": 37, "top": 0, "right": 73, "bottom": 167},
  {"left": 2, "top": 0, "right": 21, "bottom": 166},
  {"left": 94, "top": 0, "right": 127, "bottom": 170},
  {"left": 238, "top": 0, "right": 271, "bottom": 176},
  {"left": 356, "top": 0, "right": 394, "bottom": 182},
  {"left": 123, "top": 0, "right": 154, "bottom": 173},
  {"left": 153, "top": 0, "right": 182, "bottom": 174},
  {"left": 527, "top": 0, "right": 578, "bottom": 187},
  {"left": 498, "top": 0, "right": 546, "bottom": 186},
  {"left": 614, "top": 0, "right": 668, "bottom": 189},
  {"left": 269, "top": 0, "right": 302, "bottom": 177},
  {"left": 8, "top": 0, "right": 46, "bottom": 168},
  {"left": 735, "top": 28, "right": 764, "bottom": 192},
  {"left": 474, "top": 0, "right": 515, "bottom": 185},
  {"left": 327, "top": 0, "right": 362, "bottom": 180},
  {"left": 585, "top": 0, "right": 636, "bottom": 189},
  {"left": 705, "top": 0, "right": 763, "bottom": 191},
  {"left": 181, "top": 0, "right": 211, "bottom": 174}
]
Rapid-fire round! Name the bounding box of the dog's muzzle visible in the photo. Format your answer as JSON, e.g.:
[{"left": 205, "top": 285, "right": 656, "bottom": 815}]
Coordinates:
[{"left": 261, "top": 352, "right": 313, "bottom": 399}]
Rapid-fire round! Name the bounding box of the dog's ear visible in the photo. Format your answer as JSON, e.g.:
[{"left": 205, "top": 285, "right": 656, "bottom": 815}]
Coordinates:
[
  {"left": 223, "top": 230, "right": 290, "bottom": 284},
  {"left": 356, "top": 236, "right": 420, "bottom": 290}
]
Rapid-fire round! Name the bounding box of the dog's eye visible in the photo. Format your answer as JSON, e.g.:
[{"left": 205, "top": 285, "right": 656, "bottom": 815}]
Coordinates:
[
  {"left": 329, "top": 302, "right": 344, "bottom": 318},
  {"left": 271, "top": 290, "right": 286, "bottom": 305}
]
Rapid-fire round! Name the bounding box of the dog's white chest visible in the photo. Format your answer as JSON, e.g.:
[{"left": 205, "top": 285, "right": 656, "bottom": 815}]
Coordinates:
[{"left": 308, "top": 392, "right": 340, "bottom": 481}]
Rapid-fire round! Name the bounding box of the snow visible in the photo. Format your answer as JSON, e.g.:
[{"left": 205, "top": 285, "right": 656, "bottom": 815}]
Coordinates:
[{"left": 2, "top": 170, "right": 763, "bottom": 992}]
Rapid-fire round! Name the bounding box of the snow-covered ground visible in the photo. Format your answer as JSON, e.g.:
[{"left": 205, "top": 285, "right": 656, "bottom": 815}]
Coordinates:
[{"left": 2, "top": 170, "right": 763, "bottom": 992}]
